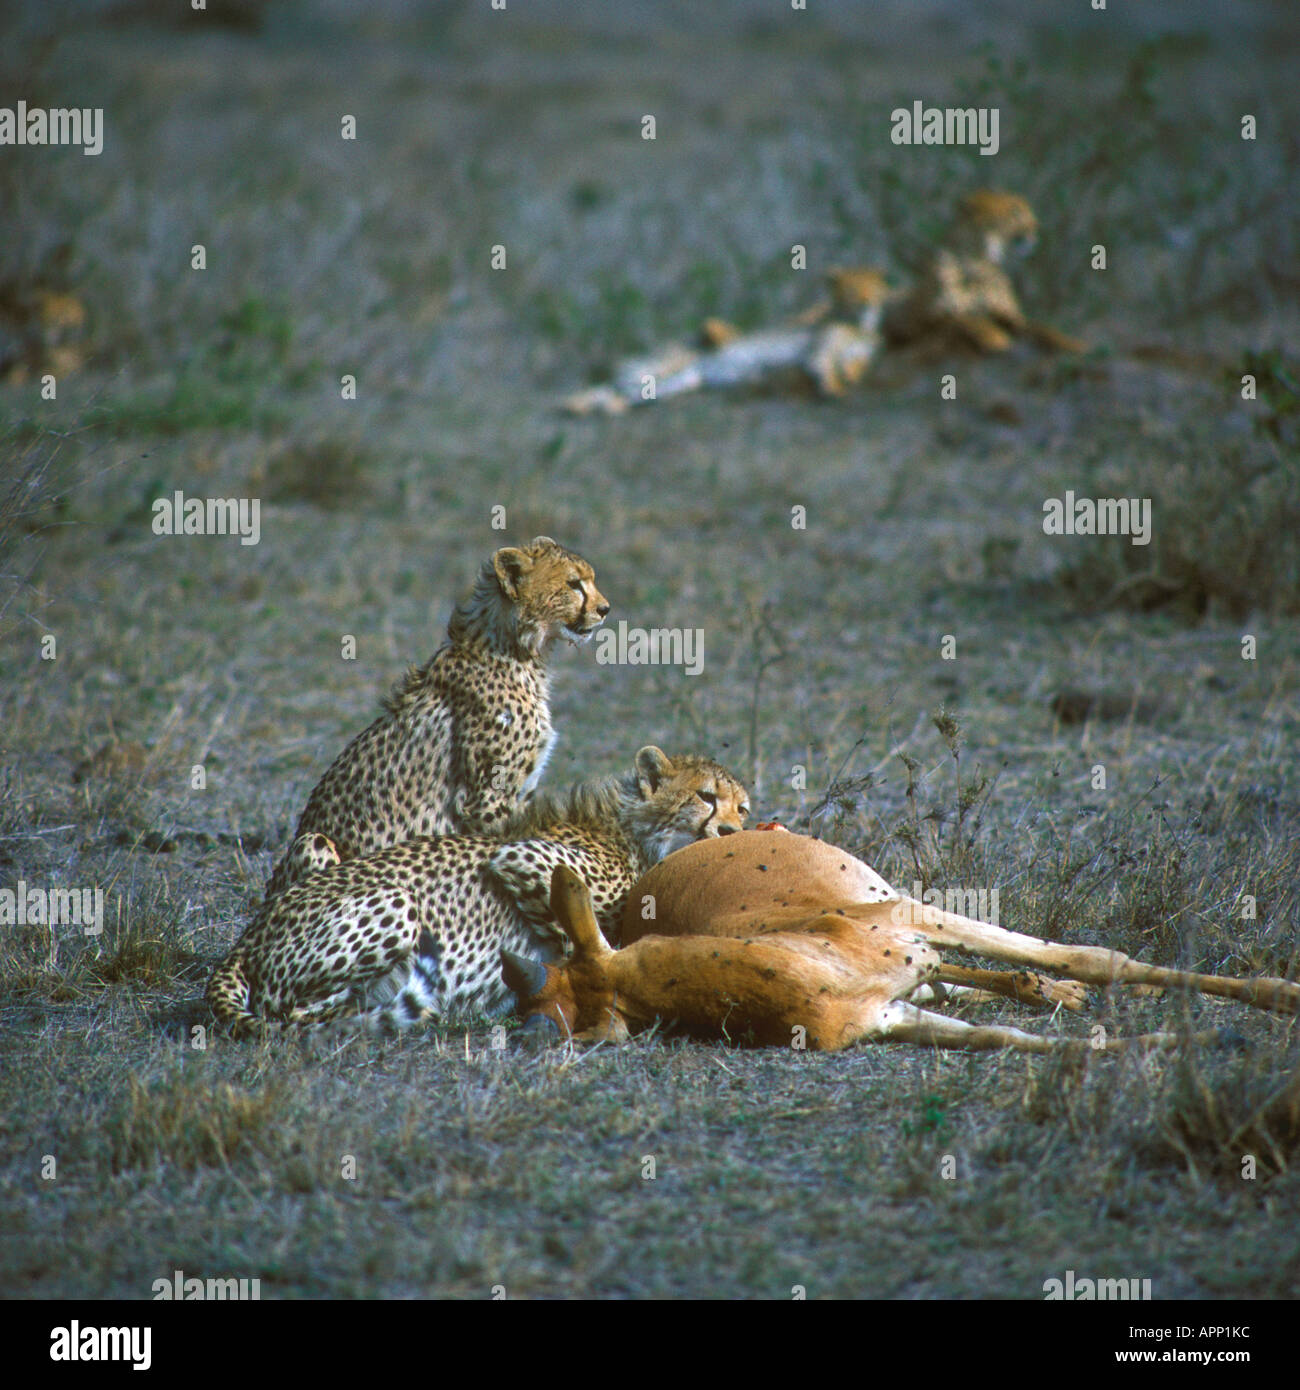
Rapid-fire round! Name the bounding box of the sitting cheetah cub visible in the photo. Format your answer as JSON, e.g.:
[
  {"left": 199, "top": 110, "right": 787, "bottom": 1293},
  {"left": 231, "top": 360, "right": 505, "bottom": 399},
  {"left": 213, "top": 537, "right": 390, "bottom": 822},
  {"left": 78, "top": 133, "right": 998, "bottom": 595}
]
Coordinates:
[
  {"left": 263, "top": 537, "right": 609, "bottom": 900},
  {"left": 883, "top": 189, "right": 1085, "bottom": 355},
  {"left": 205, "top": 747, "right": 749, "bottom": 1035}
]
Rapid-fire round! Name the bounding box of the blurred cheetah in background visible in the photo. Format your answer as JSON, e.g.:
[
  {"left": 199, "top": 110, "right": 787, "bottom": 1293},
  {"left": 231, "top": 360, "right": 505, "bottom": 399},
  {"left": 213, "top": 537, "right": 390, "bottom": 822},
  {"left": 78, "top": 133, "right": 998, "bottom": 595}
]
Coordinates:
[
  {"left": 883, "top": 189, "right": 1085, "bottom": 354},
  {"left": 563, "top": 267, "right": 892, "bottom": 414}
]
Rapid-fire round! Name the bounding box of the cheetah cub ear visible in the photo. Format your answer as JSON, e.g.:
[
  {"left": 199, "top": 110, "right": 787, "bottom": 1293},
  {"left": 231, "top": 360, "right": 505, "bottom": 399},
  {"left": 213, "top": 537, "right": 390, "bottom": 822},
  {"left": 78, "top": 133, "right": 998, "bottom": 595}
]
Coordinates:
[
  {"left": 492, "top": 546, "right": 531, "bottom": 598},
  {"left": 528, "top": 535, "right": 557, "bottom": 549},
  {"left": 635, "top": 745, "right": 674, "bottom": 796}
]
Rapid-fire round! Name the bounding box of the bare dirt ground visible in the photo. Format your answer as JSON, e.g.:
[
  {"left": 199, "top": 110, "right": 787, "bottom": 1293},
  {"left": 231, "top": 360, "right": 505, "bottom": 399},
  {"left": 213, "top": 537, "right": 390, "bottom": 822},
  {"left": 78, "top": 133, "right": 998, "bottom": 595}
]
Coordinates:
[{"left": 1, "top": 0, "right": 1298, "bottom": 1300}]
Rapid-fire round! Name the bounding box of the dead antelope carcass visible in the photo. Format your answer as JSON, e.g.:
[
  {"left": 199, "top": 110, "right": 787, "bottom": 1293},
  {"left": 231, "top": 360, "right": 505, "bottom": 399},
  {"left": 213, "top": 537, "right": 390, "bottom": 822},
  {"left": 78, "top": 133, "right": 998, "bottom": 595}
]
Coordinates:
[{"left": 502, "top": 830, "right": 1299, "bottom": 1053}]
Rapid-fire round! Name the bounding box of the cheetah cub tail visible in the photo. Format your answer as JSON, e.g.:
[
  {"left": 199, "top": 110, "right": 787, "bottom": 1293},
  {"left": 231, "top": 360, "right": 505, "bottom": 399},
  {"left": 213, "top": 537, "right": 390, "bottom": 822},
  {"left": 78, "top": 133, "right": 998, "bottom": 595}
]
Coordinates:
[
  {"left": 366, "top": 930, "right": 447, "bottom": 1034},
  {"left": 204, "top": 951, "right": 262, "bottom": 1040},
  {"left": 206, "top": 936, "right": 444, "bottom": 1042}
]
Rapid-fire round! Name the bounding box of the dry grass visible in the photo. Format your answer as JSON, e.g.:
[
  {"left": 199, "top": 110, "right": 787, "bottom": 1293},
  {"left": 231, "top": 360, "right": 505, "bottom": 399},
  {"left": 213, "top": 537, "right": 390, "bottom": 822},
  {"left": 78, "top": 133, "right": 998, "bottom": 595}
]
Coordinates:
[
  {"left": 1050, "top": 410, "right": 1300, "bottom": 620},
  {"left": 1, "top": 0, "right": 1298, "bottom": 1300}
]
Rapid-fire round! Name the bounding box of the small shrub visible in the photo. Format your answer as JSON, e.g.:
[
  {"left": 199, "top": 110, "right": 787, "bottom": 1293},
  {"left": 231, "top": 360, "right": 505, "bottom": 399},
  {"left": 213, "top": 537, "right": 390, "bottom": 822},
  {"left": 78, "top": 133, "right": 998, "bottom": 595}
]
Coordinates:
[
  {"left": 105, "top": 1068, "right": 288, "bottom": 1173},
  {"left": 1141, "top": 1051, "right": 1300, "bottom": 1181},
  {"left": 1051, "top": 421, "right": 1300, "bottom": 621},
  {"left": 264, "top": 437, "right": 373, "bottom": 509}
]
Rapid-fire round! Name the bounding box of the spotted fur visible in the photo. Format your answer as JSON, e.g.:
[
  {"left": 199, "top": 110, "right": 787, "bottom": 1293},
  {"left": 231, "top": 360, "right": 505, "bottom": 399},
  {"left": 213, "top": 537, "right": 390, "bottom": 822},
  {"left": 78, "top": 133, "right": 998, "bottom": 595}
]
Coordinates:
[
  {"left": 205, "top": 748, "right": 749, "bottom": 1035},
  {"left": 263, "top": 537, "right": 609, "bottom": 900},
  {"left": 884, "top": 190, "right": 1084, "bottom": 354}
]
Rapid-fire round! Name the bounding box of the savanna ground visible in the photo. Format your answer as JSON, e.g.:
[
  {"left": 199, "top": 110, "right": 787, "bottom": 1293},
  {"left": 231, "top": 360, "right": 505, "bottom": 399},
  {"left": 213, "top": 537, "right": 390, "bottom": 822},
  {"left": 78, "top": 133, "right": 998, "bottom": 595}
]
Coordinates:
[{"left": 1, "top": 0, "right": 1299, "bottom": 1301}]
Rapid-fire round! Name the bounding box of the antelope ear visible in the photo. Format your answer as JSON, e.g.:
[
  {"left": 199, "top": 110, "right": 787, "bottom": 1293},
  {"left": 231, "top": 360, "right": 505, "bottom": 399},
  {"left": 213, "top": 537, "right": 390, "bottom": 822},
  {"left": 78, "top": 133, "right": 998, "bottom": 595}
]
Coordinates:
[
  {"left": 499, "top": 949, "right": 548, "bottom": 1000},
  {"left": 492, "top": 547, "right": 529, "bottom": 598},
  {"left": 634, "top": 746, "right": 673, "bottom": 796},
  {"left": 549, "top": 865, "right": 612, "bottom": 959}
]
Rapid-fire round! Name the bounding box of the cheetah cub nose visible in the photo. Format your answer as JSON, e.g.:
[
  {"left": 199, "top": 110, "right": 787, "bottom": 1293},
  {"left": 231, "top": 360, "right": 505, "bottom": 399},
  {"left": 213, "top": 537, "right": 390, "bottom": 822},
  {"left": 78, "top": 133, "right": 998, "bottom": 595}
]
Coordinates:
[{"left": 596, "top": 601, "right": 611, "bottom": 617}]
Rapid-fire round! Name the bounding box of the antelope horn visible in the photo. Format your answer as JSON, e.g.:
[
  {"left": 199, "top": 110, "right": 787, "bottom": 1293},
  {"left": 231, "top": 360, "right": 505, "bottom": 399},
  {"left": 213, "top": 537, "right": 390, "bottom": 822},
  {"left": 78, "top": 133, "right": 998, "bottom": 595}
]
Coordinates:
[{"left": 499, "top": 949, "right": 548, "bottom": 999}]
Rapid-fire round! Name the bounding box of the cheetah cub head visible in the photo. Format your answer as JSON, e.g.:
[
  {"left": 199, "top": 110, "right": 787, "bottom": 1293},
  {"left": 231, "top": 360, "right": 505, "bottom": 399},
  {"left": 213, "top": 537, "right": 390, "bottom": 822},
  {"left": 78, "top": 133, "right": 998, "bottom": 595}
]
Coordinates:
[
  {"left": 949, "top": 190, "right": 1039, "bottom": 265},
  {"left": 626, "top": 746, "right": 750, "bottom": 861},
  {"left": 492, "top": 536, "right": 610, "bottom": 654},
  {"left": 825, "top": 267, "right": 893, "bottom": 333}
]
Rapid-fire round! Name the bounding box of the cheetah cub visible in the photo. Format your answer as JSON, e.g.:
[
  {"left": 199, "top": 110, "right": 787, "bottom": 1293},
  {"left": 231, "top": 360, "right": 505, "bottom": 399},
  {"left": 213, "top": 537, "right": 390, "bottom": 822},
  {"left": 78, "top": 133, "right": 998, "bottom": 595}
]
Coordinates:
[
  {"left": 563, "top": 268, "right": 892, "bottom": 415},
  {"left": 263, "top": 537, "right": 609, "bottom": 900},
  {"left": 883, "top": 189, "right": 1085, "bottom": 355},
  {"left": 206, "top": 747, "right": 749, "bottom": 1035}
]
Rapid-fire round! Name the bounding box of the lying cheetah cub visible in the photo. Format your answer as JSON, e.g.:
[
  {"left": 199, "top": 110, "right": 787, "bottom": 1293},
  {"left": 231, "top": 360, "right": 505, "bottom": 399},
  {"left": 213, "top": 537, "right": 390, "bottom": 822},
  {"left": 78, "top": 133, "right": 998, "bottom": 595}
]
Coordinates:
[
  {"left": 263, "top": 537, "right": 609, "bottom": 900},
  {"left": 206, "top": 747, "right": 749, "bottom": 1035},
  {"left": 883, "top": 190, "right": 1085, "bottom": 354},
  {"left": 563, "top": 268, "right": 892, "bottom": 415}
]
